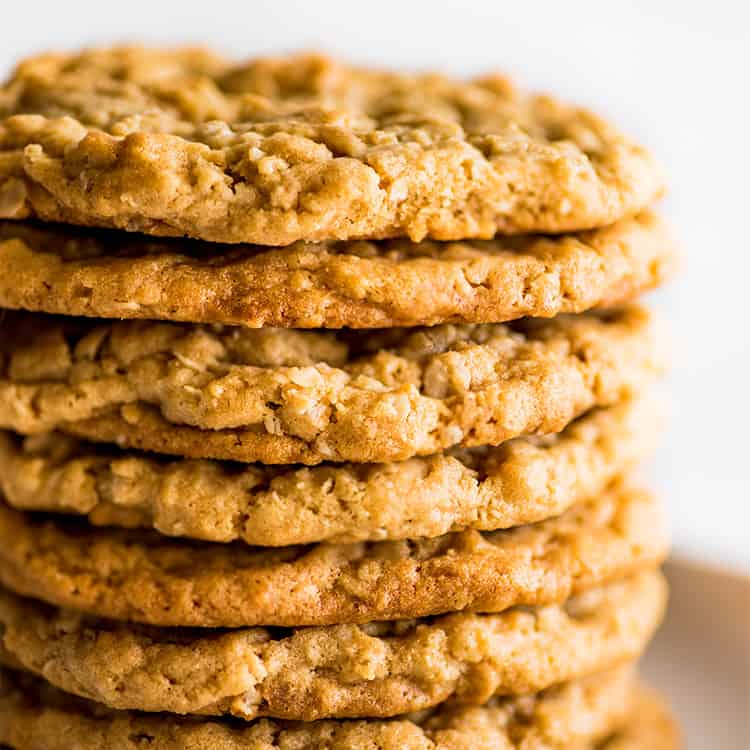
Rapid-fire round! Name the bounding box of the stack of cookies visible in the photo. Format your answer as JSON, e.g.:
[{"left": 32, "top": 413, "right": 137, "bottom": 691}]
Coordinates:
[{"left": 0, "top": 48, "right": 679, "bottom": 749}]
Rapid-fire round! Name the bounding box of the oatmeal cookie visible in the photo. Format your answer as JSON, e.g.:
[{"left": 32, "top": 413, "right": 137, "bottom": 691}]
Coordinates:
[
  {"left": 0, "top": 574, "right": 663, "bottom": 720},
  {"left": 0, "top": 306, "right": 664, "bottom": 464},
  {"left": 0, "top": 49, "right": 665, "bottom": 245},
  {"left": 0, "top": 211, "right": 676, "bottom": 328},
  {"left": 0, "top": 481, "right": 667, "bottom": 627},
  {"left": 0, "top": 399, "right": 661, "bottom": 545},
  {"left": 0, "top": 665, "right": 641, "bottom": 750}
]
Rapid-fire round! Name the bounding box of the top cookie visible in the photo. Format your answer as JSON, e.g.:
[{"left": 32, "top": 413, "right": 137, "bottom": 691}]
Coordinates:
[{"left": 0, "top": 48, "right": 665, "bottom": 245}]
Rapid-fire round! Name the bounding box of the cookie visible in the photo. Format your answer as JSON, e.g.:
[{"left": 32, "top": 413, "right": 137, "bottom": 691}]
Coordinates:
[
  {"left": 0, "top": 571, "right": 663, "bottom": 720},
  {"left": 602, "top": 688, "right": 680, "bottom": 749},
  {"left": 0, "top": 666, "right": 639, "bottom": 750},
  {"left": 0, "top": 306, "right": 663, "bottom": 464},
  {"left": 0, "top": 480, "right": 667, "bottom": 627},
  {"left": 0, "top": 398, "right": 661, "bottom": 545},
  {"left": 0, "top": 212, "right": 677, "bottom": 329},
  {"left": 0, "top": 48, "right": 665, "bottom": 245}
]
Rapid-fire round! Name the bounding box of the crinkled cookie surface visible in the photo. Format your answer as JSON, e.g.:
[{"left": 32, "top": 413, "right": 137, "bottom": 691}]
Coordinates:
[
  {"left": 0, "top": 572, "right": 663, "bottom": 720},
  {"left": 0, "top": 48, "right": 665, "bottom": 245},
  {"left": 0, "top": 665, "right": 648, "bottom": 750},
  {"left": 0, "top": 480, "right": 667, "bottom": 627},
  {"left": 0, "top": 399, "right": 660, "bottom": 545},
  {"left": 0, "top": 306, "right": 664, "bottom": 464},
  {"left": 0, "top": 211, "right": 677, "bottom": 328}
]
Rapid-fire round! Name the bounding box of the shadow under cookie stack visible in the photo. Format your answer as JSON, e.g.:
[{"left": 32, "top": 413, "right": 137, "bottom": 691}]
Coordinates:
[{"left": 0, "top": 49, "right": 680, "bottom": 749}]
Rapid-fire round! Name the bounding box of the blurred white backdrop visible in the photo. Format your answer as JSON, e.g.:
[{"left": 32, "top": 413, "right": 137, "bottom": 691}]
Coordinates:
[{"left": 2, "top": 0, "right": 748, "bottom": 571}]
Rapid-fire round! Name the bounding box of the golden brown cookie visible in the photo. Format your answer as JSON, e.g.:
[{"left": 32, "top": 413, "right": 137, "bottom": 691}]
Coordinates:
[
  {"left": 0, "top": 665, "right": 641, "bottom": 750},
  {"left": 0, "top": 48, "right": 665, "bottom": 245},
  {"left": 0, "top": 480, "right": 667, "bottom": 627},
  {"left": 0, "top": 572, "right": 663, "bottom": 720},
  {"left": 0, "top": 306, "right": 664, "bottom": 464},
  {"left": 602, "top": 688, "right": 680, "bottom": 749},
  {"left": 0, "top": 399, "right": 661, "bottom": 545},
  {"left": 0, "top": 212, "right": 677, "bottom": 328}
]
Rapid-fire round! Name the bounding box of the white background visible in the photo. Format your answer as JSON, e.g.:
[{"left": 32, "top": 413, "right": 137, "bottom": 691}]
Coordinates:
[{"left": 2, "top": 0, "right": 749, "bottom": 572}]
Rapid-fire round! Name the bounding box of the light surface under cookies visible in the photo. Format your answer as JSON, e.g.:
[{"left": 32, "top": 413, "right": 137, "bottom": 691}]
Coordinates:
[
  {"left": 0, "top": 399, "right": 660, "bottom": 545},
  {"left": 0, "top": 211, "right": 676, "bottom": 328},
  {"left": 0, "top": 306, "right": 663, "bottom": 464},
  {"left": 0, "top": 480, "right": 667, "bottom": 627},
  {"left": 0, "top": 573, "right": 664, "bottom": 720},
  {"left": 0, "top": 665, "right": 644, "bottom": 750},
  {"left": 0, "top": 48, "right": 664, "bottom": 245}
]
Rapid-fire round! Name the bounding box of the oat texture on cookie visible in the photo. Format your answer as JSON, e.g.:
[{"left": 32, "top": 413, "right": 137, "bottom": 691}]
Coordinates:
[
  {"left": 0, "top": 481, "right": 668, "bottom": 627},
  {"left": 0, "top": 211, "right": 677, "bottom": 328},
  {"left": 0, "top": 49, "right": 665, "bottom": 245},
  {"left": 0, "top": 44, "right": 677, "bottom": 748},
  {"left": 0, "top": 572, "right": 664, "bottom": 720},
  {"left": 0, "top": 665, "right": 650, "bottom": 750},
  {"left": 0, "top": 398, "right": 660, "bottom": 545},
  {"left": 0, "top": 306, "right": 664, "bottom": 463}
]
